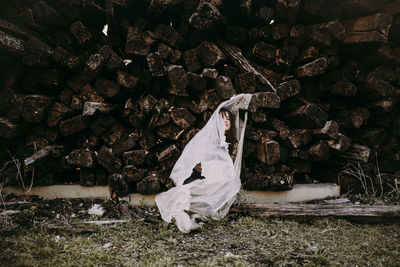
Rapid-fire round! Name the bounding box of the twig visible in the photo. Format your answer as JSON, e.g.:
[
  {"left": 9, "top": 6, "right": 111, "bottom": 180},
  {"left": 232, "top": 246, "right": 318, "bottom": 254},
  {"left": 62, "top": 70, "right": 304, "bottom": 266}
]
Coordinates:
[
  {"left": 6, "top": 150, "right": 24, "bottom": 191},
  {"left": 375, "top": 152, "right": 384, "bottom": 198},
  {"left": 83, "top": 219, "right": 130, "bottom": 225}
]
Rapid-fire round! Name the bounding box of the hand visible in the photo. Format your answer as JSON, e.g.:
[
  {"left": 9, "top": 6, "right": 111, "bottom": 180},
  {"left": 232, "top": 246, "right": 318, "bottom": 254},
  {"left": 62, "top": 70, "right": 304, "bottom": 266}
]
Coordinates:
[{"left": 193, "top": 162, "right": 202, "bottom": 173}]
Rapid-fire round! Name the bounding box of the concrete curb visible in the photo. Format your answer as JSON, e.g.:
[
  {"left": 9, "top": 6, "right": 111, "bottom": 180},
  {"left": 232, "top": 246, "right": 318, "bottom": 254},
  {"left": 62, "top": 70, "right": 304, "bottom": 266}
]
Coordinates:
[
  {"left": 2, "top": 185, "right": 112, "bottom": 199},
  {"left": 3, "top": 183, "right": 340, "bottom": 207}
]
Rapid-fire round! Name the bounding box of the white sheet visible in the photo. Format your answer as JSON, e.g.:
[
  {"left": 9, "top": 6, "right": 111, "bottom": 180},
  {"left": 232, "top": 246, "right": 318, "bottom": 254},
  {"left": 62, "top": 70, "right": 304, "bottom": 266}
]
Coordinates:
[{"left": 155, "top": 94, "right": 253, "bottom": 233}]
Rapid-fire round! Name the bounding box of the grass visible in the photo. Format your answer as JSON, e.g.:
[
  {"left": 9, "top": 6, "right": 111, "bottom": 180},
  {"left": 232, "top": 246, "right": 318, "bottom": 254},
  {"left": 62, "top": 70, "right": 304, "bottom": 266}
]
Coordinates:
[{"left": 1, "top": 213, "right": 399, "bottom": 266}]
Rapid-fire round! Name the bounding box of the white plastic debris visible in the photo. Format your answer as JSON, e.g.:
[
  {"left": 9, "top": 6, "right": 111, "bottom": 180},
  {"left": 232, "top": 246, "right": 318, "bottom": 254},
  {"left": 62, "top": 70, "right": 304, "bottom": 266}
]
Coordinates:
[
  {"left": 55, "top": 235, "right": 65, "bottom": 243},
  {"left": 103, "top": 242, "right": 113, "bottom": 249},
  {"left": 224, "top": 252, "right": 241, "bottom": 258},
  {"left": 87, "top": 204, "right": 105, "bottom": 216},
  {"left": 102, "top": 24, "right": 108, "bottom": 36},
  {"left": 123, "top": 59, "right": 132, "bottom": 66}
]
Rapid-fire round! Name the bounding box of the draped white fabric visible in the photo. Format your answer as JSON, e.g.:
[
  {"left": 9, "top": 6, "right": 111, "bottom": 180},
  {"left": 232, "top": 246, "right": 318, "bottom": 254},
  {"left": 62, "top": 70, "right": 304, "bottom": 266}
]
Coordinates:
[{"left": 155, "top": 94, "right": 253, "bottom": 233}]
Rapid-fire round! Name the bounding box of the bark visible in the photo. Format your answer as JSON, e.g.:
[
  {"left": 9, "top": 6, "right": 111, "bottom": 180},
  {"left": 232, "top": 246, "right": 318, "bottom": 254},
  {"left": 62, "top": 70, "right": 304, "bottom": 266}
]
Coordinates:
[{"left": 231, "top": 203, "right": 400, "bottom": 223}]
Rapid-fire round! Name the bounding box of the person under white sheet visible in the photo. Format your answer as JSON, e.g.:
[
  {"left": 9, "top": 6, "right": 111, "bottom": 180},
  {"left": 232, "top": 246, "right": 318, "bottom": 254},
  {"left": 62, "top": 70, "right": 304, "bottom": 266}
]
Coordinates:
[{"left": 155, "top": 94, "right": 253, "bottom": 233}]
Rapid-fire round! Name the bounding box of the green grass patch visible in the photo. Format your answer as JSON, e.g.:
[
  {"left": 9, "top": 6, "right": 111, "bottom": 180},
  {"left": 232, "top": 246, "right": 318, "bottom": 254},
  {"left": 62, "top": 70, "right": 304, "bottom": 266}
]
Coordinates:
[{"left": 1, "top": 215, "right": 399, "bottom": 266}]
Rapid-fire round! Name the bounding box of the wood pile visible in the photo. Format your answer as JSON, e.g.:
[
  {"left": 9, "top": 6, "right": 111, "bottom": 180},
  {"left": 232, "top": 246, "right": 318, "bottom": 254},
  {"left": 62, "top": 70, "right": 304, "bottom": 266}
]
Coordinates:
[{"left": 0, "top": 0, "right": 399, "bottom": 196}]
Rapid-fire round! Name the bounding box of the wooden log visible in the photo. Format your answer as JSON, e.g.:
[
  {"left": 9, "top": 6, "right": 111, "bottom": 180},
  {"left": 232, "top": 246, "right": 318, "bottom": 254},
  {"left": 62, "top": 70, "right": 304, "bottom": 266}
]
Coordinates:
[
  {"left": 146, "top": 52, "right": 166, "bottom": 77},
  {"left": 295, "top": 57, "right": 328, "bottom": 78},
  {"left": 327, "top": 133, "right": 352, "bottom": 152},
  {"left": 242, "top": 171, "right": 270, "bottom": 191},
  {"left": 343, "top": 13, "right": 393, "bottom": 44},
  {"left": 154, "top": 24, "right": 184, "bottom": 48},
  {"left": 167, "top": 65, "right": 189, "bottom": 96},
  {"left": 82, "top": 102, "right": 119, "bottom": 116},
  {"left": 53, "top": 47, "right": 81, "bottom": 72},
  {"left": 215, "top": 75, "right": 236, "bottom": 100},
  {"left": 217, "top": 40, "right": 276, "bottom": 92},
  {"left": 138, "top": 130, "right": 156, "bottom": 150},
  {"left": 0, "top": 29, "right": 25, "bottom": 55},
  {"left": 266, "top": 173, "right": 294, "bottom": 191},
  {"left": 69, "top": 94, "right": 83, "bottom": 111},
  {"left": 188, "top": 1, "right": 222, "bottom": 31},
  {"left": 307, "top": 140, "right": 331, "bottom": 161},
  {"left": 367, "top": 97, "right": 398, "bottom": 114},
  {"left": 331, "top": 80, "right": 357, "bottom": 96},
  {"left": 337, "top": 143, "right": 371, "bottom": 163},
  {"left": 272, "top": 23, "right": 290, "bottom": 41},
  {"left": 254, "top": 7, "right": 274, "bottom": 25},
  {"left": 350, "top": 128, "right": 388, "bottom": 147},
  {"left": 335, "top": 107, "right": 370, "bottom": 129},
  {"left": 97, "top": 146, "right": 122, "bottom": 173},
  {"left": 235, "top": 72, "right": 257, "bottom": 94},
  {"left": 80, "top": 84, "right": 104, "bottom": 103},
  {"left": 111, "top": 130, "right": 140, "bottom": 155},
  {"left": 294, "top": 46, "right": 319, "bottom": 66},
  {"left": 156, "top": 124, "right": 183, "bottom": 140},
  {"left": 122, "top": 165, "right": 146, "bottom": 182},
  {"left": 363, "top": 72, "right": 395, "bottom": 100},
  {"left": 123, "top": 149, "right": 146, "bottom": 166},
  {"left": 202, "top": 68, "right": 218, "bottom": 79},
  {"left": 276, "top": 46, "right": 298, "bottom": 69},
  {"left": 183, "top": 49, "right": 202, "bottom": 72},
  {"left": 139, "top": 95, "right": 158, "bottom": 113},
  {"left": 79, "top": 168, "right": 96, "bottom": 186},
  {"left": 284, "top": 103, "right": 328, "bottom": 129},
  {"left": 188, "top": 73, "right": 207, "bottom": 92},
  {"left": 196, "top": 41, "right": 226, "bottom": 67},
  {"left": 152, "top": 112, "right": 170, "bottom": 127},
  {"left": 231, "top": 203, "right": 400, "bottom": 223},
  {"left": 101, "top": 123, "right": 126, "bottom": 147},
  {"left": 59, "top": 115, "right": 88, "bottom": 136},
  {"left": 86, "top": 53, "right": 105, "bottom": 74},
  {"left": 257, "top": 139, "right": 280, "bottom": 165},
  {"left": 69, "top": 21, "right": 93, "bottom": 44},
  {"left": 248, "top": 92, "right": 281, "bottom": 112},
  {"left": 313, "top": 120, "right": 339, "bottom": 140},
  {"left": 288, "top": 149, "right": 309, "bottom": 160},
  {"left": 137, "top": 171, "right": 161, "bottom": 194},
  {"left": 24, "top": 145, "right": 64, "bottom": 172},
  {"left": 286, "top": 129, "right": 312, "bottom": 149},
  {"left": 287, "top": 158, "right": 312, "bottom": 173},
  {"left": 125, "top": 27, "right": 155, "bottom": 56},
  {"left": 250, "top": 109, "right": 267, "bottom": 123},
  {"left": 89, "top": 115, "right": 116, "bottom": 136},
  {"left": 94, "top": 77, "right": 120, "bottom": 98},
  {"left": 224, "top": 25, "right": 248, "bottom": 46},
  {"left": 156, "top": 144, "right": 181, "bottom": 170},
  {"left": 170, "top": 107, "right": 196, "bottom": 130},
  {"left": 116, "top": 70, "right": 139, "bottom": 90},
  {"left": 275, "top": 0, "right": 301, "bottom": 25},
  {"left": 65, "top": 149, "right": 95, "bottom": 168},
  {"left": 67, "top": 68, "right": 98, "bottom": 92},
  {"left": 157, "top": 43, "right": 172, "bottom": 60},
  {"left": 251, "top": 42, "right": 277, "bottom": 63},
  {"left": 108, "top": 173, "right": 128, "bottom": 196},
  {"left": 47, "top": 102, "right": 74, "bottom": 127},
  {"left": 276, "top": 79, "right": 301, "bottom": 101}
]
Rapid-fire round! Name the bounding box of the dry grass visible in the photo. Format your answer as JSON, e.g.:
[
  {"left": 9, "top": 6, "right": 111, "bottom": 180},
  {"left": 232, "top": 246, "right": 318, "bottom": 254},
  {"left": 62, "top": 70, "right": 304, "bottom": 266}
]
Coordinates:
[{"left": 1, "top": 209, "right": 399, "bottom": 266}]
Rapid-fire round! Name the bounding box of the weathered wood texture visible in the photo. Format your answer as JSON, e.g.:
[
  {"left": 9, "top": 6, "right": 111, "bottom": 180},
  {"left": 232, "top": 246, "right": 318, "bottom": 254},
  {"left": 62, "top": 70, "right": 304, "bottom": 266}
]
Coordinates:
[
  {"left": 231, "top": 203, "right": 400, "bottom": 223},
  {"left": 0, "top": 0, "right": 399, "bottom": 196}
]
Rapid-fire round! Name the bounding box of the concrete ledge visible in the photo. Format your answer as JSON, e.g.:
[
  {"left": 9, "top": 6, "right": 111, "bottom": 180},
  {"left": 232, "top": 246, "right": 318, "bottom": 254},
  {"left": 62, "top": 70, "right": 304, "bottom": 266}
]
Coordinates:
[
  {"left": 123, "top": 183, "right": 341, "bottom": 207},
  {"left": 2, "top": 183, "right": 340, "bottom": 206},
  {"left": 237, "top": 183, "right": 340, "bottom": 204},
  {"left": 2, "top": 185, "right": 111, "bottom": 200}
]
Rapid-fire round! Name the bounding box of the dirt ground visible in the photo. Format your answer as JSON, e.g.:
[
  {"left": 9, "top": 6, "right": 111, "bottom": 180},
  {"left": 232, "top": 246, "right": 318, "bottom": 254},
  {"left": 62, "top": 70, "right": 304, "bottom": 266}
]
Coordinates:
[{"left": 1, "top": 194, "right": 399, "bottom": 266}]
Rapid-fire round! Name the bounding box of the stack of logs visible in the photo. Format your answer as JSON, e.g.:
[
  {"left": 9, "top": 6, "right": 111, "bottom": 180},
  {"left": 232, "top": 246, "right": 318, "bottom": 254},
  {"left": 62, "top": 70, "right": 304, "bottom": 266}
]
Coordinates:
[{"left": 0, "top": 0, "right": 399, "bottom": 196}]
